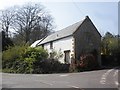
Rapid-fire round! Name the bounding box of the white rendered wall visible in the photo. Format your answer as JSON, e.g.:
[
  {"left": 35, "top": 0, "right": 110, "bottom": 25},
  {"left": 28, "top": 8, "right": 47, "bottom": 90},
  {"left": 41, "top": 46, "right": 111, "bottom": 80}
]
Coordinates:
[{"left": 44, "top": 36, "right": 73, "bottom": 63}]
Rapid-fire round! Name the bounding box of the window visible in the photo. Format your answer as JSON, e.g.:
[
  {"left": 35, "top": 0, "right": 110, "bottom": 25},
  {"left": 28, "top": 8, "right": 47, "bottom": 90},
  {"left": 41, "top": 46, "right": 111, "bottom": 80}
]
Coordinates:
[{"left": 50, "top": 41, "right": 53, "bottom": 49}]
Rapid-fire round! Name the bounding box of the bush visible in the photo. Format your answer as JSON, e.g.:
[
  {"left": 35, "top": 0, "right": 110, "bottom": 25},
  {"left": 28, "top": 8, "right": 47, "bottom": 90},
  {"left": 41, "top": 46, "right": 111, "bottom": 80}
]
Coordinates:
[
  {"left": 23, "top": 47, "right": 48, "bottom": 73},
  {"left": 33, "top": 59, "right": 69, "bottom": 74},
  {"left": 2, "top": 45, "right": 28, "bottom": 70},
  {"left": 49, "top": 49, "right": 63, "bottom": 60},
  {"left": 23, "top": 47, "right": 48, "bottom": 60},
  {"left": 2, "top": 46, "right": 49, "bottom": 73},
  {"left": 76, "top": 54, "right": 99, "bottom": 72},
  {"left": 2, "top": 46, "right": 69, "bottom": 74},
  {"left": 101, "top": 55, "right": 119, "bottom": 66}
]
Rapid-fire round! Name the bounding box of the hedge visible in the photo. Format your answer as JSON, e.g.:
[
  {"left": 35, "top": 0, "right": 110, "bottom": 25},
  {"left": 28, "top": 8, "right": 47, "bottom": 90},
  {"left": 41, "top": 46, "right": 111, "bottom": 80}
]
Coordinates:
[{"left": 2, "top": 46, "right": 69, "bottom": 74}]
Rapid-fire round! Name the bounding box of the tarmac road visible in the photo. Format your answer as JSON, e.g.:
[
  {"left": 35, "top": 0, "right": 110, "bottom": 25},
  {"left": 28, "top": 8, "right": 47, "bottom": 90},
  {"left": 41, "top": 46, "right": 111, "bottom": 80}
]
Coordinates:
[{"left": 1, "top": 68, "right": 120, "bottom": 89}]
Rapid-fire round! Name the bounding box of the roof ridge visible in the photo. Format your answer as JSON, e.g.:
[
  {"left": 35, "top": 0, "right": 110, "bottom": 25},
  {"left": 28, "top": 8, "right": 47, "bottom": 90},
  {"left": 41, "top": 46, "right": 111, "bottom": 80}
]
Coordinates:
[
  {"left": 51, "top": 19, "right": 85, "bottom": 35},
  {"left": 38, "top": 17, "right": 86, "bottom": 45}
]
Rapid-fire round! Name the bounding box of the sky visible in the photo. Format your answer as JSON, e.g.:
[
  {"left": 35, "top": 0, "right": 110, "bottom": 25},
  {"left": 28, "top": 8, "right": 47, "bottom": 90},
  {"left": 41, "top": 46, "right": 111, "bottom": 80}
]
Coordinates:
[{"left": 0, "top": 0, "right": 119, "bottom": 36}]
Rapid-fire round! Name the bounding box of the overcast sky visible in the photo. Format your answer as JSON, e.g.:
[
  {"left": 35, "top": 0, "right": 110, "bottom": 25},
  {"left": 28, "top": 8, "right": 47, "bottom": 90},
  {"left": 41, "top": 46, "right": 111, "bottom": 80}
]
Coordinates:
[{"left": 0, "top": 0, "right": 119, "bottom": 36}]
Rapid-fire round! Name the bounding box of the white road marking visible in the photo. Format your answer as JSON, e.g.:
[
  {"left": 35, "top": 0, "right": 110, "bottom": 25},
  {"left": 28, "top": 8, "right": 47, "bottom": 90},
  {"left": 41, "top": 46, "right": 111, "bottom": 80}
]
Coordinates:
[
  {"left": 67, "top": 85, "right": 81, "bottom": 89},
  {"left": 115, "top": 81, "right": 119, "bottom": 86},
  {"left": 60, "top": 74, "right": 69, "bottom": 77},
  {"left": 113, "top": 70, "right": 120, "bottom": 87},
  {"left": 107, "top": 69, "right": 114, "bottom": 73},
  {"left": 41, "top": 82, "right": 53, "bottom": 86},
  {"left": 113, "top": 70, "right": 118, "bottom": 77},
  {"left": 100, "top": 69, "right": 114, "bottom": 84},
  {"left": 35, "top": 80, "right": 53, "bottom": 85},
  {"left": 32, "top": 74, "right": 48, "bottom": 77},
  {"left": 52, "top": 81, "right": 69, "bottom": 84},
  {"left": 71, "top": 86, "right": 80, "bottom": 88},
  {"left": 100, "top": 80, "right": 106, "bottom": 84}
]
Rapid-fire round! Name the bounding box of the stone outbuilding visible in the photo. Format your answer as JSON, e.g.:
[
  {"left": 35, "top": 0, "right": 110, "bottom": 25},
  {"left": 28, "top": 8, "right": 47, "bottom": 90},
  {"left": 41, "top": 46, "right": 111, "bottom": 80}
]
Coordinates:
[{"left": 31, "top": 16, "right": 101, "bottom": 66}]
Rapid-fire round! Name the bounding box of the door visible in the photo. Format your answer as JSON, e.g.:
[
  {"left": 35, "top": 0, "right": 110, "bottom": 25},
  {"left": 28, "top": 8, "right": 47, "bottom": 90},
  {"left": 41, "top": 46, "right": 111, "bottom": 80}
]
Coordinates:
[{"left": 64, "top": 50, "right": 70, "bottom": 64}]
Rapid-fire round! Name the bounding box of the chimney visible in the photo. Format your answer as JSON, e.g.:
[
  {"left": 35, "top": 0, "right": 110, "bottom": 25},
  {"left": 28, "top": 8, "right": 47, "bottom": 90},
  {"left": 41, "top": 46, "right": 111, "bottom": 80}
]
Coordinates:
[{"left": 86, "top": 15, "right": 89, "bottom": 19}]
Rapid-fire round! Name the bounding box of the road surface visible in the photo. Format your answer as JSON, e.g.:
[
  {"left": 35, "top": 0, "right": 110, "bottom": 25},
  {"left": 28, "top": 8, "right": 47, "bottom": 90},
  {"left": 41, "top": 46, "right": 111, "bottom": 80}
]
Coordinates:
[{"left": 1, "top": 68, "right": 120, "bottom": 89}]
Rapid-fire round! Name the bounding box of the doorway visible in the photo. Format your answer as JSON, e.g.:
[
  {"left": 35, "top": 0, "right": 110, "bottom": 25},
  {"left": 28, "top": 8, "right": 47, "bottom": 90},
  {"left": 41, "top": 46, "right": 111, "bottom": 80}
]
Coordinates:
[{"left": 64, "top": 50, "right": 70, "bottom": 64}]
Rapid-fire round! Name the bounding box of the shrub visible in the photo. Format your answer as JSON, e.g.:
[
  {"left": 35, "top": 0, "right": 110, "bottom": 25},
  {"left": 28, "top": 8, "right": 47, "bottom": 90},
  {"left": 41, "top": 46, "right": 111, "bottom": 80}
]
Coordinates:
[
  {"left": 2, "top": 46, "right": 49, "bottom": 73},
  {"left": 2, "top": 45, "right": 28, "bottom": 70},
  {"left": 23, "top": 47, "right": 48, "bottom": 60},
  {"left": 33, "top": 59, "right": 69, "bottom": 74},
  {"left": 76, "top": 54, "right": 99, "bottom": 71},
  {"left": 2, "top": 46, "right": 69, "bottom": 74},
  {"left": 49, "top": 49, "right": 63, "bottom": 60},
  {"left": 23, "top": 47, "right": 48, "bottom": 73}
]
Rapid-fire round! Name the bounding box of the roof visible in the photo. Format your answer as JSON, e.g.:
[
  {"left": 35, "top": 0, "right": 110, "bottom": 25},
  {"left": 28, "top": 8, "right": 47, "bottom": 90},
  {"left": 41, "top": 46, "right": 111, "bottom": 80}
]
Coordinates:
[
  {"left": 38, "top": 18, "right": 85, "bottom": 45},
  {"left": 31, "top": 39, "right": 43, "bottom": 47},
  {"left": 32, "top": 16, "right": 101, "bottom": 46}
]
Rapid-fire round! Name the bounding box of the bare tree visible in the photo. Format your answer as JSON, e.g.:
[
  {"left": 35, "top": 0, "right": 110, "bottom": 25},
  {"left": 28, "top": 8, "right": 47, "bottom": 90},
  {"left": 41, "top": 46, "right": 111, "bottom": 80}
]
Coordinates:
[
  {"left": 12, "top": 3, "right": 54, "bottom": 44},
  {"left": 0, "top": 8, "right": 15, "bottom": 37},
  {"left": 30, "top": 14, "right": 54, "bottom": 42}
]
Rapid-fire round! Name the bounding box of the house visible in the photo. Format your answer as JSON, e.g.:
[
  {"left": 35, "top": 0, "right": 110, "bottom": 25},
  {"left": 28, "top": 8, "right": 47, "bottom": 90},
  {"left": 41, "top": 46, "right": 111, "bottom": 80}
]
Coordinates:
[{"left": 31, "top": 16, "right": 101, "bottom": 66}]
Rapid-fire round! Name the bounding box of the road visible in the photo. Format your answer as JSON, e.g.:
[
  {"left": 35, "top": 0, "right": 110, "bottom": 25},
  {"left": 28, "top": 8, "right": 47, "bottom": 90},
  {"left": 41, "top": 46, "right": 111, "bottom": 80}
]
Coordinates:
[{"left": 1, "top": 68, "right": 120, "bottom": 89}]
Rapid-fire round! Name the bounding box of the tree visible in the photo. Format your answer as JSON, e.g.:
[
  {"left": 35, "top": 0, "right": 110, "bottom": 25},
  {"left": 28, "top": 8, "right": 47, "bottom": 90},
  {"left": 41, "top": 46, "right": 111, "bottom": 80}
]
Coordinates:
[
  {"left": 101, "top": 32, "right": 113, "bottom": 55},
  {"left": 101, "top": 32, "right": 120, "bottom": 66},
  {"left": 1, "top": 31, "right": 13, "bottom": 51},
  {"left": 101, "top": 32, "right": 120, "bottom": 55},
  {"left": 12, "top": 3, "right": 54, "bottom": 44},
  {"left": 0, "top": 8, "right": 15, "bottom": 37},
  {"left": 0, "top": 3, "right": 55, "bottom": 45}
]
